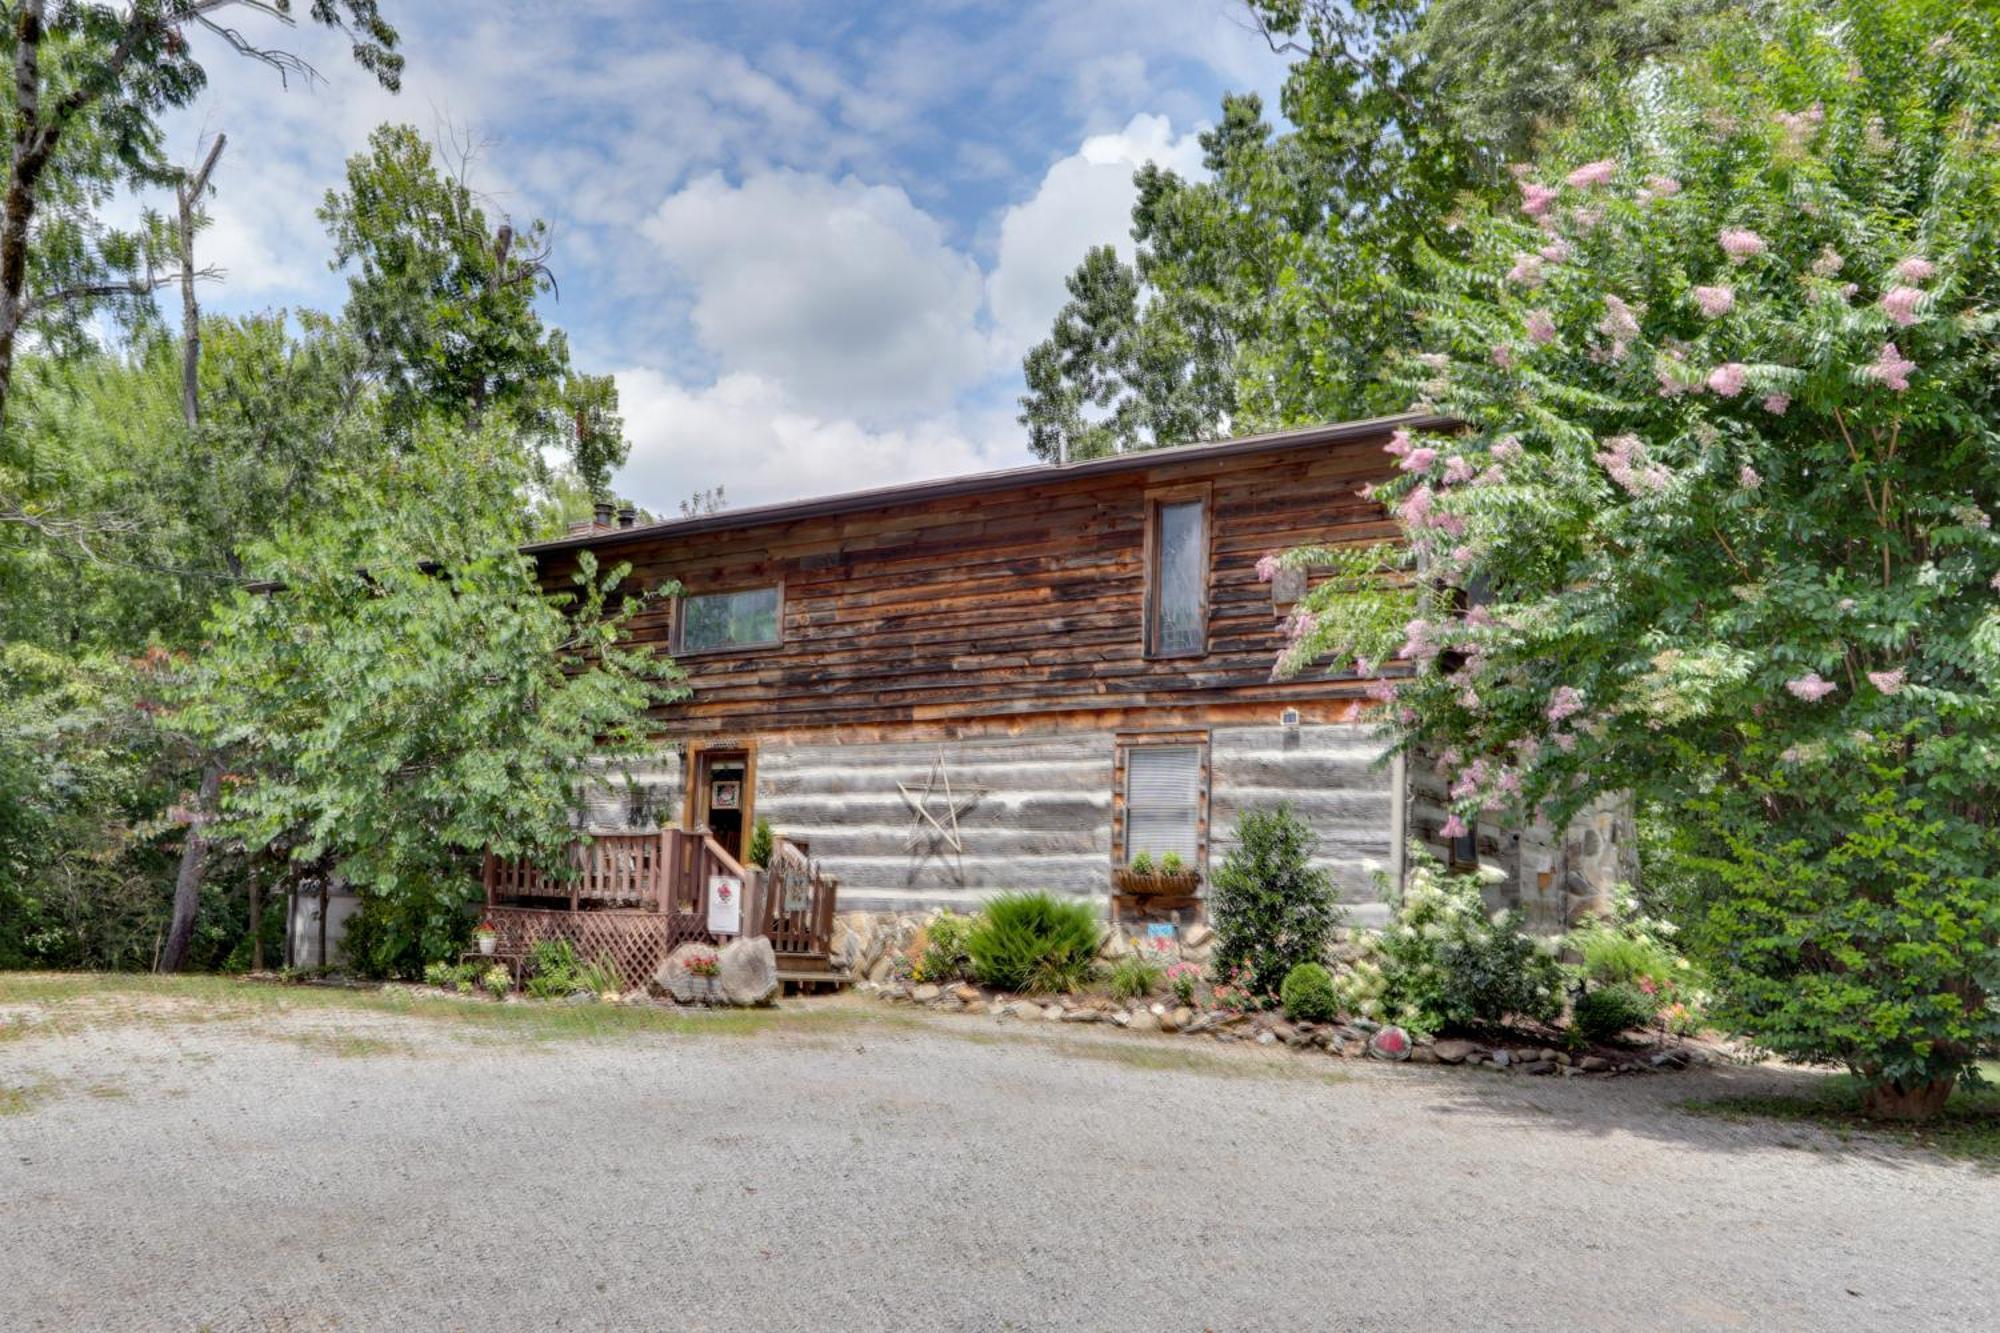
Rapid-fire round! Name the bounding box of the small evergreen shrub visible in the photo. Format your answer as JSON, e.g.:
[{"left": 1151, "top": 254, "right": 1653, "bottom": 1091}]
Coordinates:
[
  {"left": 1107, "top": 954, "right": 1163, "bottom": 1001},
  {"left": 1341, "top": 847, "right": 1562, "bottom": 1037},
  {"left": 1209, "top": 804, "right": 1341, "bottom": 996},
  {"left": 966, "top": 893, "right": 1102, "bottom": 994},
  {"left": 1572, "top": 982, "right": 1657, "bottom": 1043},
  {"left": 422, "top": 960, "right": 454, "bottom": 988},
  {"left": 746, "top": 818, "right": 774, "bottom": 868},
  {"left": 1279, "top": 962, "right": 1339, "bottom": 1023}
]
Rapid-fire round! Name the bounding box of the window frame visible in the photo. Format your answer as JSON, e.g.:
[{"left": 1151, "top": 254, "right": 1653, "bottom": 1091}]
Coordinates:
[
  {"left": 671, "top": 581, "right": 786, "bottom": 657},
  {"left": 1140, "top": 483, "right": 1212, "bottom": 660},
  {"left": 1111, "top": 732, "right": 1211, "bottom": 873}
]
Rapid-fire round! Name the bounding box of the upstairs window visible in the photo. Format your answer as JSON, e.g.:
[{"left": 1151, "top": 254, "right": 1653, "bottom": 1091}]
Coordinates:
[
  {"left": 1118, "top": 742, "right": 1206, "bottom": 868},
  {"left": 675, "top": 585, "right": 782, "bottom": 653},
  {"left": 1145, "top": 491, "right": 1208, "bottom": 657}
]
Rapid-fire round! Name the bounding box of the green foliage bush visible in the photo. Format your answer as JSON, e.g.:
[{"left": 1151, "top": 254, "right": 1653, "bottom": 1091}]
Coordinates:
[
  {"left": 1209, "top": 804, "right": 1341, "bottom": 996},
  {"left": 1107, "top": 954, "right": 1163, "bottom": 1001},
  {"left": 913, "top": 911, "right": 975, "bottom": 984},
  {"left": 1338, "top": 848, "right": 1562, "bottom": 1037},
  {"left": 480, "top": 964, "right": 511, "bottom": 998},
  {"left": 524, "top": 938, "right": 583, "bottom": 999},
  {"left": 966, "top": 893, "right": 1102, "bottom": 994},
  {"left": 1572, "top": 982, "right": 1657, "bottom": 1044},
  {"left": 746, "top": 818, "right": 773, "bottom": 869},
  {"left": 1279, "top": 962, "right": 1339, "bottom": 1023}
]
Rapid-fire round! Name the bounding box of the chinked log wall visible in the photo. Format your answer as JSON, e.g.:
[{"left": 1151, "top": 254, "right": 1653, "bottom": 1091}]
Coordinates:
[{"left": 533, "top": 435, "right": 1403, "bottom": 739}]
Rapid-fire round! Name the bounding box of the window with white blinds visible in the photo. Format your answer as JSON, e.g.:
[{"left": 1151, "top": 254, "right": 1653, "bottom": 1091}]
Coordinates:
[{"left": 1122, "top": 744, "right": 1202, "bottom": 864}]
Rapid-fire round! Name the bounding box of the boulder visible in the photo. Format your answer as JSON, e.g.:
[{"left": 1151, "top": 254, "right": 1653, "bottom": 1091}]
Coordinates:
[
  {"left": 1432, "top": 1039, "right": 1478, "bottom": 1065},
  {"left": 717, "top": 936, "right": 779, "bottom": 1006},
  {"left": 912, "top": 983, "right": 942, "bottom": 1003},
  {"left": 953, "top": 984, "right": 982, "bottom": 1004},
  {"left": 1127, "top": 1010, "right": 1160, "bottom": 1033},
  {"left": 1579, "top": 1055, "right": 1611, "bottom": 1072},
  {"left": 655, "top": 942, "right": 719, "bottom": 1005},
  {"left": 867, "top": 955, "right": 895, "bottom": 984},
  {"left": 1183, "top": 924, "right": 1213, "bottom": 949}
]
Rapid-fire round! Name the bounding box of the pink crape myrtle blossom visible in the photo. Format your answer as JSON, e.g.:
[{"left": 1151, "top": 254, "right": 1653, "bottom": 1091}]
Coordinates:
[
  {"left": 1385, "top": 428, "right": 1413, "bottom": 458},
  {"left": 1786, "top": 672, "right": 1839, "bottom": 702},
  {"left": 1738, "top": 465, "right": 1762, "bottom": 490},
  {"left": 1892, "top": 256, "right": 1935, "bottom": 283},
  {"left": 1255, "top": 553, "right": 1282, "bottom": 583},
  {"left": 1761, "top": 393, "right": 1790, "bottom": 415},
  {"left": 1637, "top": 174, "right": 1681, "bottom": 204},
  {"left": 1399, "top": 446, "right": 1438, "bottom": 473},
  {"left": 1881, "top": 285, "right": 1925, "bottom": 326},
  {"left": 1518, "top": 181, "right": 1558, "bottom": 218},
  {"left": 1596, "top": 434, "right": 1671, "bottom": 493},
  {"left": 1507, "top": 252, "right": 1545, "bottom": 287},
  {"left": 1438, "top": 814, "right": 1469, "bottom": 839},
  {"left": 1706, "top": 362, "right": 1749, "bottom": 396},
  {"left": 1867, "top": 669, "right": 1906, "bottom": 695},
  {"left": 1398, "top": 618, "right": 1439, "bottom": 662},
  {"left": 1547, "top": 685, "right": 1584, "bottom": 721},
  {"left": 1990, "top": 569, "right": 2000, "bottom": 591},
  {"left": 1719, "top": 227, "right": 1766, "bottom": 261},
  {"left": 1553, "top": 732, "right": 1577, "bottom": 753},
  {"left": 1861, "top": 342, "right": 1916, "bottom": 391},
  {"left": 1491, "top": 344, "right": 1515, "bottom": 368},
  {"left": 1285, "top": 610, "right": 1318, "bottom": 643},
  {"left": 1491, "top": 435, "right": 1523, "bottom": 463},
  {"left": 1539, "top": 238, "right": 1573, "bottom": 264},
  {"left": 1811, "top": 245, "right": 1845, "bottom": 277},
  {"left": 1442, "top": 454, "right": 1476, "bottom": 486},
  {"left": 1692, "top": 285, "right": 1735, "bottom": 318},
  {"left": 1524, "top": 309, "right": 1558, "bottom": 345},
  {"left": 1566, "top": 159, "right": 1617, "bottom": 188}
]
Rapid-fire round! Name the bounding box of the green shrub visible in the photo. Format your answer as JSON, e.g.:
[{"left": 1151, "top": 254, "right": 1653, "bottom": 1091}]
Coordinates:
[
  {"left": 1209, "top": 804, "right": 1341, "bottom": 996},
  {"left": 1341, "top": 847, "right": 1562, "bottom": 1037},
  {"left": 1572, "top": 982, "right": 1657, "bottom": 1044},
  {"left": 746, "top": 817, "right": 774, "bottom": 868},
  {"left": 422, "top": 960, "right": 455, "bottom": 988},
  {"left": 1280, "top": 962, "right": 1339, "bottom": 1023},
  {"left": 524, "top": 938, "right": 583, "bottom": 999},
  {"left": 576, "top": 952, "right": 623, "bottom": 998},
  {"left": 966, "top": 893, "right": 1102, "bottom": 994},
  {"left": 481, "top": 964, "right": 511, "bottom": 998},
  {"left": 914, "top": 912, "right": 975, "bottom": 983},
  {"left": 1107, "top": 954, "right": 1163, "bottom": 1001}
]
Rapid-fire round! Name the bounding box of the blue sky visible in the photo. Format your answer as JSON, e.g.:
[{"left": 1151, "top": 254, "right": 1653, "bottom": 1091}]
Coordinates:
[{"left": 169, "top": 0, "right": 1287, "bottom": 509}]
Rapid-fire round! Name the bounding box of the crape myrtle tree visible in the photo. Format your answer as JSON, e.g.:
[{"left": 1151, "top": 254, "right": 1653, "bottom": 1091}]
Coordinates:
[
  {"left": 1273, "top": 0, "right": 2000, "bottom": 1119},
  {"left": 182, "top": 424, "right": 686, "bottom": 975}
]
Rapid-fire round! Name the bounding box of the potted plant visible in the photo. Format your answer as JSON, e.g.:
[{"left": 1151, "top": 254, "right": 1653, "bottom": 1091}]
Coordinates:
[
  {"left": 474, "top": 918, "right": 499, "bottom": 956},
  {"left": 1112, "top": 849, "right": 1201, "bottom": 896},
  {"left": 685, "top": 948, "right": 722, "bottom": 1002}
]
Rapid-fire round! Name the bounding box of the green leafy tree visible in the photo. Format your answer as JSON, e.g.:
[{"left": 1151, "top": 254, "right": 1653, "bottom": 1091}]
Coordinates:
[
  {"left": 182, "top": 423, "right": 685, "bottom": 974},
  {"left": 0, "top": 0, "right": 400, "bottom": 437},
  {"left": 318, "top": 124, "right": 627, "bottom": 491},
  {"left": 1282, "top": 0, "right": 2000, "bottom": 1117}
]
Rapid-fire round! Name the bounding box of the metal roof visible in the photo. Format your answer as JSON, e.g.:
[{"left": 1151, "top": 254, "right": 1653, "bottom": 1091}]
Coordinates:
[{"left": 523, "top": 411, "right": 1453, "bottom": 556}]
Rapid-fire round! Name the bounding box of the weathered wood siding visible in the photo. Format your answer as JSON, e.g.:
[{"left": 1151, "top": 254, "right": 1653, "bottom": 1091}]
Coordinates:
[{"left": 535, "top": 433, "right": 1401, "bottom": 737}]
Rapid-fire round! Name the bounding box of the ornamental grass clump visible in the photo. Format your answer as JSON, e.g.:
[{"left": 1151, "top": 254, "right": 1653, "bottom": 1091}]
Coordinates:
[
  {"left": 1208, "top": 804, "right": 1341, "bottom": 997},
  {"left": 966, "top": 893, "right": 1102, "bottom": 994},
  {"left": 1272, "top": 0, "right": 2000, "bottom": 1119}
]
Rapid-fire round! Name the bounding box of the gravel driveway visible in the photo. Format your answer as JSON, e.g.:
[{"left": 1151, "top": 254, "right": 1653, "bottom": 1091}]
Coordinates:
[{"left": 0, "top": 987, "right": 1992, "bottom": 1332}]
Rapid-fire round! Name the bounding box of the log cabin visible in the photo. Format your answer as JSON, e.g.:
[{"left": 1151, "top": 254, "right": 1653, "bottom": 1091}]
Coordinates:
[{"left": 515, "top": 412, "right": 1626, "bottom": 951}]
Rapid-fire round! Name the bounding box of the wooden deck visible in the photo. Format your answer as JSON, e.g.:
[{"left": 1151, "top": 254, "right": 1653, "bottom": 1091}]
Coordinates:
[{"left": 481, "top": 830, "right": 839, "bottom": 987}]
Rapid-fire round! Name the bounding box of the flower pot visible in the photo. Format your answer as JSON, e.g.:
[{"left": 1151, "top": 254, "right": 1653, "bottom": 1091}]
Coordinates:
[
  {"left": 476, "top": 934, "right": 497, "bottom": 956},
  {"left": 1112, "top": 869, "right": 1201, "bottom": 897}
]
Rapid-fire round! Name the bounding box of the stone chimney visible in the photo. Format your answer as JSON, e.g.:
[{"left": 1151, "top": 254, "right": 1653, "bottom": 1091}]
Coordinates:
[
  {"left": 616, "top": 502, "right": 637, "bottom": 529},
  {"left": 592, "top": 498, "right": 615, "bottom": 529}
]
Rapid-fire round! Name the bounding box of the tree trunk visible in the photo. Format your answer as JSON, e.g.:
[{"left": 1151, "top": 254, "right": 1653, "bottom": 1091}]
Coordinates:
[
  {"left": 176, "top": 134, "right": 224, "bottom": 428},
  {"left": 248, "top": 875, "right": 262, "bottom": 972},
  {"left": 1859, "top": 1075, "right": 1956, "bottom": 1121},
  {"left": 158, "top": 761, "right": 222, "bottom": 973}
]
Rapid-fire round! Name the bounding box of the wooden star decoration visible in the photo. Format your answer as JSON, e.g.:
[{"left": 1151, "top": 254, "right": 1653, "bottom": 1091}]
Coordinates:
[{"left": 898, "top": 749, "right": 985, "bottom": 881}]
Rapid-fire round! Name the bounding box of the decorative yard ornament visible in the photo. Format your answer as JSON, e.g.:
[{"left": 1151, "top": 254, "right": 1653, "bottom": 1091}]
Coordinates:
[{"left": 897, "top": 749, "right": 985, "bottom": 883}]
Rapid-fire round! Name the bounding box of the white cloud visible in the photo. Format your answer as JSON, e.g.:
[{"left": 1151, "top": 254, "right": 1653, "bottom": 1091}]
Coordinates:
[
  {"left": 985, "top": 114, "right": 1207, "bottom": 359},
  {"left": 643, "top": 169, "right": 993, "bottom": 420},
  {"left": 611, "top": 368, "right": 1024, "bottom": 513}
]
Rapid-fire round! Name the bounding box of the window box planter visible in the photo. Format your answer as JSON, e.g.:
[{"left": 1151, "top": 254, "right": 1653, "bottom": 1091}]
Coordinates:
[{"left": 1112, "top": 868, "right": 1201, "bottom": 897}]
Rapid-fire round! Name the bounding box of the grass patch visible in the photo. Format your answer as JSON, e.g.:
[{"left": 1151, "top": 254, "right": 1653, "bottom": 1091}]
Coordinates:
[
  {"left": 0, "top": 972, "right": 883, "bottom": 1047},
  {"left": 1685, "top": 1063, "right": 2000, "bottom": 1168},
  {"left": 0, "top": 1077, "right": 57, "bottom": 1115}
]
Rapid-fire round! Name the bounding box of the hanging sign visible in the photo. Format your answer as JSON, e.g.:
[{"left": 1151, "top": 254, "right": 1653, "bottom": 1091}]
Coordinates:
[{"left": 708, "top": 874, "right": 742, "bottom": 934}]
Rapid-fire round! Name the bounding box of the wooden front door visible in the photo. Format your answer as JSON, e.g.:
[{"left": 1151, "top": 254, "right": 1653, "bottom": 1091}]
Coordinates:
[{"left": 689, "top": 747, "right": 751, "bottom": 864}]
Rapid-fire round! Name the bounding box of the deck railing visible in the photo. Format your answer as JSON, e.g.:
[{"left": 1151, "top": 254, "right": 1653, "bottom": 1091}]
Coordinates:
[{"left": 481, "top": 830, "right": 836, "bottom": 972}]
